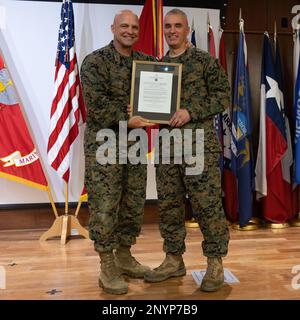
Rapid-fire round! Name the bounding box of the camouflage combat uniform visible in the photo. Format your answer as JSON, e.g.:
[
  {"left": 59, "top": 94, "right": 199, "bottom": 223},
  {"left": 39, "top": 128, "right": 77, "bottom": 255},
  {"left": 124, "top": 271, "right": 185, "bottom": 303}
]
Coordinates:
[
  {"left": 156, "top": 47, "right": 230, "bottom": 257},
  {"left": 80, "top": 41, "right": 151, "bottom": 253}
]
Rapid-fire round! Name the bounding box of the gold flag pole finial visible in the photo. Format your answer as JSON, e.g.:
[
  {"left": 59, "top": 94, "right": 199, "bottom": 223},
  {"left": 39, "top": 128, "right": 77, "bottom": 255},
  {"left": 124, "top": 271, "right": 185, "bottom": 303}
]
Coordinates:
[
  {"left": 207, "top": 12, "right": 210, "bottom": 33},
  {"left": 239, "top": 8, "right": 244, "bottom": 32}
]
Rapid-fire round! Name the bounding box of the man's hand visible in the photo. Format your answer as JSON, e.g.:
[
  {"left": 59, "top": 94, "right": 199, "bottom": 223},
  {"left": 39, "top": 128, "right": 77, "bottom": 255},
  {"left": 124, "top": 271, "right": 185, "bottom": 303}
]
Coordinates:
[
  {"left": 127, "top": 104, "right": 132, "bottom": 115},
  {"left": 128, "top": 116, "right": 155, "bottom": 128},
  {"left": 169, "top": 109, "right": 191, "bottom": 127}
]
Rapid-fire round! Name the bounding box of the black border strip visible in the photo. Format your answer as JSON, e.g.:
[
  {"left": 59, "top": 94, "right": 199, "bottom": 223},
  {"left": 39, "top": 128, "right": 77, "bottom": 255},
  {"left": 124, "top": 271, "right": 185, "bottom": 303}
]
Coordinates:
[
  {"left": 0, "top": 199, "right": 157, "bottom": 210},
  {"left": 16, "top": 0, "right": 225, "bottom": 9},
  {"left": 0, "top": 202, "right": 87, "bottom": 210}
]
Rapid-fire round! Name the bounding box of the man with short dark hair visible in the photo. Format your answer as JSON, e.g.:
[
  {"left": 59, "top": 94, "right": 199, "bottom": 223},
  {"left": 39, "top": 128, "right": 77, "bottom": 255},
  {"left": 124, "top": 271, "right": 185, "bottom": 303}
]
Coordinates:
[{"left": 144, "top": 8, "right": 231, "bottom": 292}]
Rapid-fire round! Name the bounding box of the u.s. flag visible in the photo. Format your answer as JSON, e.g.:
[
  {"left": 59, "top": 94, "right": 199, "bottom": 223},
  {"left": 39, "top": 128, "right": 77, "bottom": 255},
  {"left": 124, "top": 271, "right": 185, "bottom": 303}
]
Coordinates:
[{"left": 47, "top": 0, "right": 86, "bottom": 183}]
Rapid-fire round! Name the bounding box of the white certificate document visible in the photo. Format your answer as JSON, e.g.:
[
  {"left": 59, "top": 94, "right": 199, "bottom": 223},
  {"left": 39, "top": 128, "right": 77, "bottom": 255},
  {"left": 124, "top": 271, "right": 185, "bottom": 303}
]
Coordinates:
[{"left": 138, "top": 71, "right": 173, "bottom": 114}]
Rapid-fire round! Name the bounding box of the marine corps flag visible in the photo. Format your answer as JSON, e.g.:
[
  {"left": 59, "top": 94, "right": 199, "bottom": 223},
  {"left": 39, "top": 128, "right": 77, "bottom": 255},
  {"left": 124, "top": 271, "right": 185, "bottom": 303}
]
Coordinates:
[{"left": 0, "top": 53, "right": 49, "bottom": 191}]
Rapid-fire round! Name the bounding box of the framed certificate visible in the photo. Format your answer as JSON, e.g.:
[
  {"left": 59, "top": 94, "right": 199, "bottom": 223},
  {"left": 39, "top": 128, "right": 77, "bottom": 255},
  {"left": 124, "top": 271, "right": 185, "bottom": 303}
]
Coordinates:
[{"left": 130, "top": 61, "right": 182, "bottom": 124}]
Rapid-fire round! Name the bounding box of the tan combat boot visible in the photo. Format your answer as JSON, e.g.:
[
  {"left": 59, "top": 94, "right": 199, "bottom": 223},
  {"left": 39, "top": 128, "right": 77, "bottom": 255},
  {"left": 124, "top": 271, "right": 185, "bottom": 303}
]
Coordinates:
[
  {"left": 99, "top": 252, "right": 128, "bottom": 295},
  {"left": 144, "top": 253, "right": 186, "bottom": 282},
  {"left": 200, "top": 257, "right": 224, "bottom": 292},
  {"left": 115, "top": 246, "right": 150, "bottom": 278}
]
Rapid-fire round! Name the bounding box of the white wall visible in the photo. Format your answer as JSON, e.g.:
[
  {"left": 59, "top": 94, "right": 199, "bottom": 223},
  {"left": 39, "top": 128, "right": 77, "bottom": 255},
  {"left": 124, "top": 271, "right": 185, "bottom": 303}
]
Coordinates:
[{"left": 0, "top": 0, "right": 220, "bottom": 204}]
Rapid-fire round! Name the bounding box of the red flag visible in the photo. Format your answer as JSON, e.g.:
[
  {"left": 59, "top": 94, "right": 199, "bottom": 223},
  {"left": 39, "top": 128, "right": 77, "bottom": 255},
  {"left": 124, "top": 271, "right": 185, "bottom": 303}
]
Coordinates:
[
  {"left": 255, "top": 33, "right": 293, "bottom": 223},
  {"left": 208, "top": 20, "right": 238, "bottom": 222},
  {"left": 47, "top": 0, "right": 86, "bottom": 182},
  {"left": 134, "top": 0, "right": 155, "bottom": 56},
  {"left": 207, "top": 20, "right": 216, "bottom": 58},
  {"left": 218, "top": 29, "right": 238, "bottom": 222},
  {"left": 219, "top": 30, "right": 227, "bottom": 72},
  {"left": 0, "top": 53, "right": 48, "bottom": 190},
  {"left": 134, "top": 0, "right": 164, "bottom": 155},
  {"left": 134, "top": 0, "right": 164, "bottom": 59}
]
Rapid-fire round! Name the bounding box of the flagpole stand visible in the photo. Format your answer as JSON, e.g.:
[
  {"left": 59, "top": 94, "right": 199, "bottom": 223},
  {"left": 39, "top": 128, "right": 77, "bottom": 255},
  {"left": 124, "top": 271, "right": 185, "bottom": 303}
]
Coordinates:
[
  {"left": 231, "top": 218, "right": 261, "bottom": 231},
  {"left": 74, "top": 199, "right": 83, "bottom": 218},
  {"left": 39, "top": 215, "right": 89, "bottom": 244},
  {"left": 39, "top": 215, "right": 67, "bottom": 243},
  {"left": 290, "top": 213, "right": 300, "bottom": 227},
  {"left": 184, "top": 198, "right": 199, "bottom": 228},
  {"left": 289, "top": 187, "right": 300, "bottom": 227},
  {"left": 264, "top": 222, "right": 290, "bottom": 229},
  {"left": 74, "top": 193, "right": 87, "bottom": 218},
  {"left": 61, "top": 214, "right": 89, "bottom": 244},
  {"left": 40, "top": 183, "right": 89, "bottom": 244},
  {"left": 185, "top": 218, "right": 199, "bottom": 228}
]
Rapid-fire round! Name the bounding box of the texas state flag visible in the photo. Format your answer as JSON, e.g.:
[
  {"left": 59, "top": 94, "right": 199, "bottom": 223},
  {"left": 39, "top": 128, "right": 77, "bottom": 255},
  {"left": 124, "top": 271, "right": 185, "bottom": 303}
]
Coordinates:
[{"left": 255, "top": 33, "right": 293, "bottom": 223}]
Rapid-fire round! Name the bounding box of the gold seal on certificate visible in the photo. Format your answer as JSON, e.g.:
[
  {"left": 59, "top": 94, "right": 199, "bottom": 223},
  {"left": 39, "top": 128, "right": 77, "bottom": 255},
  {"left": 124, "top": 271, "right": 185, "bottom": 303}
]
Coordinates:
[{"left": 130, "top": 61, "right": 182, "bottom": 124}]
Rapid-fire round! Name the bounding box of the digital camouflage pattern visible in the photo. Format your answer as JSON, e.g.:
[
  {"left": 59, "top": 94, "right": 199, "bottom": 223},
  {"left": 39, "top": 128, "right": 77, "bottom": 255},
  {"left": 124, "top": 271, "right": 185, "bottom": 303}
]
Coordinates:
[
  {"left": 80, "top": 41, "right": 151, "bottom": 252},
  {"left": 157, "top": 153, "right": 229, "bottom": 257},
  {"left": 161, "top": 47, "right": 231, "bottom": 153},
  {"left": 156, "top": 47, "right": 231, "bottom": 257}
]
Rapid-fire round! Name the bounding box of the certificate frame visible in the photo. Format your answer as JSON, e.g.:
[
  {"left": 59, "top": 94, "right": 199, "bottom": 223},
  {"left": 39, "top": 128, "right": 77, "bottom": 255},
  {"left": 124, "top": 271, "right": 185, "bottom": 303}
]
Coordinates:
[{"left": 130, "top": 60, "right": 182, "bottom": 124}]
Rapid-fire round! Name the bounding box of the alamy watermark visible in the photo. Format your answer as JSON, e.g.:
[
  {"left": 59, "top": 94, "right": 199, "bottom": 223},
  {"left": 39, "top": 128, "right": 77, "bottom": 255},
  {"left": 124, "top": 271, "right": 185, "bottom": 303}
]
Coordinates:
[
  {"left": 291, "top": 265, "right": 300, "bottom": 290},
  {"left": 0, "top": 265, "right": 6, "bottom": 289},
  {"left": 95, "top": 121, "right": 205, "bottom": 176}
]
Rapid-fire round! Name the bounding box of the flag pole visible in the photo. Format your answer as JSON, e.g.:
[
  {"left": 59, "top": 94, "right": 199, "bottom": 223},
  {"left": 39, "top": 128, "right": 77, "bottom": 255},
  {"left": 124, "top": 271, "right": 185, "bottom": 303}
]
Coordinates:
[
  {"left": 46, "top": 187, "right": 58, "bottom": 218},
  {"left": 239, "top": 8, "right": 244, "bottom": 32},
  {"left": 74, "top": 197, "right": 83, "bottom": 218},
  {"left": 185, "top": 14, "right": 201, "bottom": 228},
  {"left": 65, "top": 182, "right": 68, "bottom": 215},
  {"left": 290, "top": 191, "right": 300, "bottom": 226},
  {"left": 207, "top": 12, "right": 210, "bottom": 33},
  {"left": 291, "top": 199, "right": 300, "bottom": 226},
  {"left": 59, "top": 182, "right": 69, "bottom": 244},
  {"left": 274, "top": 20, "right": 277, "bottom": 50}
]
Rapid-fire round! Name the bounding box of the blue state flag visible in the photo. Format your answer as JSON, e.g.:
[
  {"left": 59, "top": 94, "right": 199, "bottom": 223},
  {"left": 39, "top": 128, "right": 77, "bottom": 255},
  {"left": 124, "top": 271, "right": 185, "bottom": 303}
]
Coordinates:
[
  {"left": 231, "top": 25, "right": 254, "bottom": 227},
  {"left": 191, "top": 18, "right": 196, "bottom": 47},
  {"left": 294, "top": 31, "right": 300, "bottom": 183}
]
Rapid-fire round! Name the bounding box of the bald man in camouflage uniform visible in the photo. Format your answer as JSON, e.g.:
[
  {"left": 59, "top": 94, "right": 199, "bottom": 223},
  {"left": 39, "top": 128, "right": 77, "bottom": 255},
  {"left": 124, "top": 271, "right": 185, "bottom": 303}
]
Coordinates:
[
  {"left": 144, "top": 9, "right": 230, "bottom": 292},
  {"left": 81, "top": 10, "right": 153, "bottom": 295}
]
